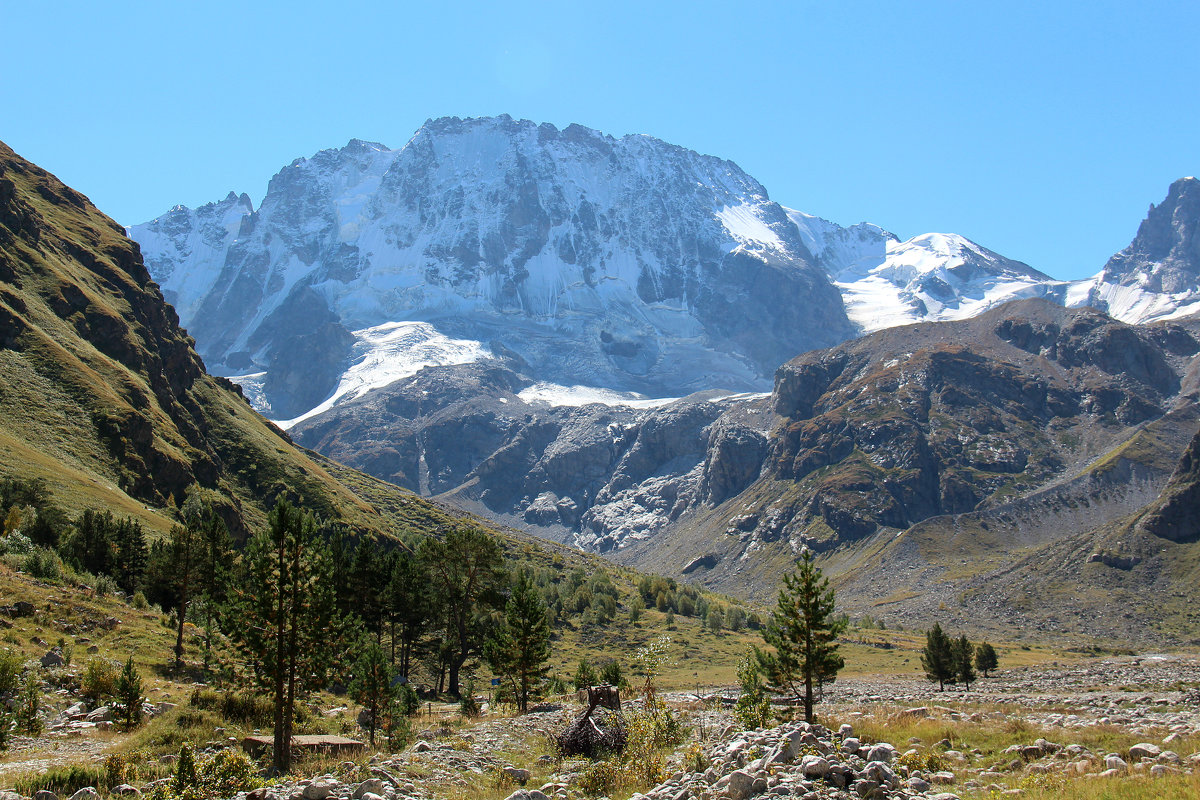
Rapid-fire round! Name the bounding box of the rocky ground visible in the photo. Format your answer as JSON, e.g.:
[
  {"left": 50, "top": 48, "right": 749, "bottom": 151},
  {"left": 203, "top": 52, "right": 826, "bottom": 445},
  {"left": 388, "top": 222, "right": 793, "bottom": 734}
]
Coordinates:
[{"left": 7, "top": 655, "right": 1200, "bottom": 800}]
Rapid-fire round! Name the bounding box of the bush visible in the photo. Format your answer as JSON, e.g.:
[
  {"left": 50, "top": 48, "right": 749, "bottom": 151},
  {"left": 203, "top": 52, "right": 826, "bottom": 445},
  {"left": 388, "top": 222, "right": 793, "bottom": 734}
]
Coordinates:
[
  {"left": 0, "top": 647, "right": 24, "bottom": 695},
  {"left": 81, "top": 658, "right": 119, "bottom": 704},
  {"left": 0, "top": 532, "right": 33, "bottom": 556},
  {"left": 131, "top": 591, "right": 149, "bottom": 610},
  {"left": 187, "top": 688, "right": 274, "bottom": 727},
  {"left": 25, "top": 547, "right": 60, "bottom": 581},
  {"left": 14, "top": 765, "right": 106, "bottom": 796},
  {"left": 93, "top": 574, "right": 117, "bottom": 597}
]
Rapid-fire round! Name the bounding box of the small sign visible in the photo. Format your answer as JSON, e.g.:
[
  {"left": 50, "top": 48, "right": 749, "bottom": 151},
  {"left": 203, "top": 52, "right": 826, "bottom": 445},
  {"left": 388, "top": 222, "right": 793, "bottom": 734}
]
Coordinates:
[{"left": 490, "top": 678, "right": 501, "bottom": 686}]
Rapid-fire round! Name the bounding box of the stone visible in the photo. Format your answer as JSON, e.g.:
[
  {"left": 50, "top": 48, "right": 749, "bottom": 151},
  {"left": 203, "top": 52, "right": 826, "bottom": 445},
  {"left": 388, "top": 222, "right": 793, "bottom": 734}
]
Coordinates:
[
  {"left": 246, "top": 789, "right": 277, "bottom": 800},
  {"left": 113, "top": 785, "right": 140, "bottom": 797},
  {"left": 68, "top": 790, "right": 100, "bottom": 800},
  {"left": 354, "top": 780, "right": 385, "bottom": 799},
  {"left": 503, "top": 767, "right": 531, "bottom": 785},
  {"left": 841, "top": 737, "right": 860, "bottom": 754},
  {"left": 726, "top": 770, "right": 756, "bottom": 800},
  {"left": 838, "top": 724, "right": 853, "bottom": 737},
  {"left": 851, "top": 778, "right": 881, "bottom": 798},
  {"left": 800, "top": 755, "right": 829, "bottom": 778},
  {"left": 302, "top": 779, "right": 341, "bottom": 800},
  {"left": 1129, "top": 743, "right": 1161, "bottom": 760},
  {"left": 865, "top": 743, "right": 894, "bottom": 764},
  {"left": 41, "top": 649, "right": 65, "bottom": 667},
  {"left": 413, "top": 740, "right": 432, "bottom": 752},
  {"left": 930, "top": 771, "right": 956, "bottom": 784},
  {"left": 907, "top": 777, "right": 931, "bottom": 792},
  {"left": 1104, "top": 755, "right": 1128, "bottom": 772},
  {"left": 86, "top": 706, "right": 113, "bottom": 722}
]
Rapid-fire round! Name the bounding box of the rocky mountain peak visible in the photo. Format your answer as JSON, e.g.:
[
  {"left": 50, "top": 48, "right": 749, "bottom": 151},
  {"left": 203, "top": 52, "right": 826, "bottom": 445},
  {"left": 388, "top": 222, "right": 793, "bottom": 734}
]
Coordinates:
[
  {"left": 1101, "top": 176, "right": 1200, "bottom": 288},
  {"left": 130, "top": 116, "right": 853, "bottom": 420}
]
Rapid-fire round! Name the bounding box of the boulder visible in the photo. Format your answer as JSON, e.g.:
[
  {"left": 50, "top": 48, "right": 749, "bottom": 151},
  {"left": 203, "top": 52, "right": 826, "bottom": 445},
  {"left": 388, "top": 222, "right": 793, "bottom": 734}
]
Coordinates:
[
  {"left": 302, "top": 779, "right": 340, "bottom": 800},
  {"left": 1105, "top": 755, "right": 1128, "bottom": 772},
  {"left": 502, "top": 767, "right": 530, "bottom": 785},
  {"left": 800, "top": 755, "right": 830, "bottom": 778},
  {"left": 41, "top": 649, "right": 65, "bottom": 667},
  {"left": 68, "top": 790, "right": 100, "bottom": 800},
  {"left": 865, "top": 743, "right": 895, "bottom": 764},
  {"left": 112, "top": 785, "right": 141, "bottom": 797},
  {"left": 1129, "top": 743, "right": 1161, "bottom": 760},
  {"left": 353, "top": 780, "right": 385, "bottom": 799},
  {"left": 86, "top": 706, "right": 113, "bottom": 723},
  {"left": 726, "top": 770, "right": 756, "bottom": 800}
]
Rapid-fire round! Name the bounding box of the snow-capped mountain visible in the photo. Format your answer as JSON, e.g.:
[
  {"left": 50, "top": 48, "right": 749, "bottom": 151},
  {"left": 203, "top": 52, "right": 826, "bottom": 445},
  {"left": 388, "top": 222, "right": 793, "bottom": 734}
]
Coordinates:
[
  {"left": 1067, "top": 177, "right": 1200, "bottom": 323},
  {"left": 786, "top": 210, "right": 1064, "bottom": 333},
  {"left": 130, "top": 116, "right": 852, "bottom": 419}
]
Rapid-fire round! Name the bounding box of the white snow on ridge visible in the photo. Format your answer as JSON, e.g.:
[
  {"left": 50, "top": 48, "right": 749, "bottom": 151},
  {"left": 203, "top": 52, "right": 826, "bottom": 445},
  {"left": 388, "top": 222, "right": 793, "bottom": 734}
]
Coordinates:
[
  {"left": 274, "top": 321, "right": 489, "bottom": 429},
  {"left": 1069, "top": 279, "right": 1200, "bottom": 324},
  {"left": 716, "top": 203, "right": 786, "bottom": 251},
  {"left": 787, "top": 207, "right": 1062, "bottom": 333},
  {"left": 517, "top": 382, "right": 678, "bottom": 409}
]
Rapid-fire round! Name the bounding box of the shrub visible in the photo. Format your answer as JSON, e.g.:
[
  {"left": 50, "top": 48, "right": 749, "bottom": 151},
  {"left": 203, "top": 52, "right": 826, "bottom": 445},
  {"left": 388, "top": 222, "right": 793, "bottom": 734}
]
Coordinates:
[
  {"left": 81, "top": 658, "right": 119, "bottom": 704},
  {"left": 93, "top": 574, "right": 117, "bottom": 597},
  {"left": 131, "top": 591, "right": 149, "bottom": 610},
  {"left": 459, "top": 681, "right": 481, "bottom": 717},
  {"left": 17, "top": 674, "right": 42, "bottom": 735},
  {"left": 733, "top": 652, "right": 771, "bottom": 730},
  {"left": 0, "top": 647, "right": 24, "bottom": 696},
  {"left": 25, "top": 547, "right": 61, "bottom": 581},
  {"left": 0, "top": 532, "right": 33, "bottom": 556}
]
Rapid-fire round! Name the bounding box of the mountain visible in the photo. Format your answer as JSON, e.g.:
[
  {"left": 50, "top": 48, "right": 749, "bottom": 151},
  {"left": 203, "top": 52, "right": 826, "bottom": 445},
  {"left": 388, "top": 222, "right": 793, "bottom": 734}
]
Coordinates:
[
  {"left": 130, "top": 115, "right": 854, "bottom": 421},
  {"left": 1068, "top": 177, "right": 1200, "bottom": 323},
  {"left": 787, "top": 210, "right": 1065, "bottom": 333},
  {"left": 0, "top": 137, "right": 494, "bottom": 539}
]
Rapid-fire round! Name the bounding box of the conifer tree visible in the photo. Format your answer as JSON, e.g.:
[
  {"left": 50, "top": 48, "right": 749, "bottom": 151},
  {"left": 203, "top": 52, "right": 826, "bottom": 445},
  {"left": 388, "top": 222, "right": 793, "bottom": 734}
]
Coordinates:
[
  {"left": 756, "top": 550, "right": 845, "bottom": 722},
  {"left": 484, "top": 572, "right": 552, "bottom": 713},
  {"left": 975, "top": 642, "right": 998, "bottom": 677},
  {"left": 573, "top": 658, "right": 598, "bottom": 690},
  {"left": 920, "top": 623, "right": 954, "bottom": 690},
  {"left": 113, "top": 517, "right": 147, "bottom": 596},
  {"left": 418, "top": 526, "right": 504, "bottom": 697},
  {"left": 226, "top": 499, "right": 346, "bottom": 774},
  {"left": 113, "top": 656, "right": 144, "bottom": 730},
  {"left": 387, "top": 550, "right": 430, "bottom": 679},
  {"left": 953, "top": 634, "right": 976, "bottom": 689},
  {"left": 350, "top": 643, "right": 396, "bottom": 748}
]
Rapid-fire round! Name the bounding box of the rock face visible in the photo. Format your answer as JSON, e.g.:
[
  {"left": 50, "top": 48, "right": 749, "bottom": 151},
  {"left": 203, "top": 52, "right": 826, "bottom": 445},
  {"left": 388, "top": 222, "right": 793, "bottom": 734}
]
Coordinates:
[
  {"left": 759, "top": 299, "right": 1198, "bottom": 549},
  {"left": 130, "top": 115, "right": 854, "bottom": 419},
  {"left": 291, "top": 359, "right": 774, "bottom": 553},
  {"left": 1071, "top": 177, "right": 1200, "bottom": 322},
  {"left": 1135, "top": 422, "right": 1200, "bottom": 543}
]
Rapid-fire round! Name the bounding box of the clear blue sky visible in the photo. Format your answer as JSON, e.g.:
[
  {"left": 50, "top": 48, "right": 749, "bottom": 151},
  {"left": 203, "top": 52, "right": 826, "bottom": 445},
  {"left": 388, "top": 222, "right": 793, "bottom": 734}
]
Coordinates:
[{"left": 4, "top": 0, "right": 1197, "bottom": 280}]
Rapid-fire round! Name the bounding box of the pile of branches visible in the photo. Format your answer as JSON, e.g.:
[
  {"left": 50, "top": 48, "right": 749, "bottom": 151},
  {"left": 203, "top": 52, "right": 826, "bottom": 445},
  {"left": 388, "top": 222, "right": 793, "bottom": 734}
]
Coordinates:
[{"left": 556, "top": 685, "right": 626, "bottom": 758}]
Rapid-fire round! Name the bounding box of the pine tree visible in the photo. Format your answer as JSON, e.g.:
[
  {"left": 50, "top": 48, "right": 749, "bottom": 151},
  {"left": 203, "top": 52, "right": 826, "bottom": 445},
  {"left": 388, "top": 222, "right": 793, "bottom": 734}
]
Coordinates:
[
  {"left": 349, "top": 643, "right": 396, "bottom": 748},
  {"left": 920, "top": 623, "right": 954, "bottom": 690},
  {"left": 418, "top": 526, "right": 504, "bottom": 697},
  {"left": 113, "top": 518, "right": 147, "bottom": 596},
  {"left": 953, "top": 635, "right": 976, "bottom": 690},
  {"left": 16, "top": 674, "right": 42, "bottom": 735},
  {"left": 386, "top": 551, "right": 430, "bottom": 680},
  {"left": 226, "top": 499, "right": 346, "bottom": 774},
  {"left": 974, "top": 642, "right": 998, "bottom": 678},
  {"left": 756, "top": 550, "right": 846, "bottom": 723},
  {"left": 484, "top": 572, "right": 552, "bottom": 713},
  {"left": 113, "top": 656, "right": 144, "bottom": 730},
  {"left": 573, "top": 658, "right": 598, "bottom": 690}
]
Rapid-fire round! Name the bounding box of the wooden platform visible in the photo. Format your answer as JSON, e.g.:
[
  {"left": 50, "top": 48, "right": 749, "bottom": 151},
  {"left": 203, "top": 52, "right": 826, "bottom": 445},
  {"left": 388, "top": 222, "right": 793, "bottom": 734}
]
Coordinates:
[{"left": 241, "top": 734, "right": 365, "bottom": 758}]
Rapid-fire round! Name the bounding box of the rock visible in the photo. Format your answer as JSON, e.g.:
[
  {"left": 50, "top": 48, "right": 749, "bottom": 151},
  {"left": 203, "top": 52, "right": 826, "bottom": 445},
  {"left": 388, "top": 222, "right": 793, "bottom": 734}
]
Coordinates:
[
  {"left": 354, "top": 780, "right": 385, "bottom": 799},
  {"left": 360, "top": 794, "right": 386, "bottom": 800},
  {"left": 113, "top": 785, "right": 141, "bottom": 797},
  {"left": 1129, "top": 742, "right": 1162, "bottom": 760},
  {"left": 907, "top": 777, "right": 931, "bottom": 792},
  {"left": 726, "top": 770, "right": 756, "bottom": 800},
  {"left": 800, "top": 755, "right": 830, "bottom": 778},
  {"left": 851, "top": 778, "right": 881, "bottom": 798},
  {"left": 865, "top": 743, "right": 895, "bottom": 764},
  {"left": 502, "top": 767, "right": 531, "bottom": 785},
  {"left": 246, "top": 789, "right": 277, "bottom": 800},
  {"left": 68, "top": 790, "right": 100, "bottom": 800},
  {"left": 156, "top": 702, "right": 178, "bottom": 715},
  {"left": 10, "top": 601, "right": 34, "bottom": 617},
  {"left": 930, "top": 771, "right": 956, "bottom": 784},
  {"left": 838, "top": 724, "right": 854, "bottom": 737},
  {"left": 502, "top": 792, "right": 549, "bottom": 800},
  {"left": 302, "top": 779, "right": 341, "bottom": 800},
  {"left": 1105, "top": 755, "right": 1128, "bottom": 772},
  {"left": 41, "top": 648, "right": 65, "bottom": 667},
  {"left": 782, "top": 729, "right": 805, "bottom": 760},
  {"left": 413, "top": 740, "right": 432, "bottom": 752},
  {"left": 86, "top": 706, "right": 113, "bottom": 722},
  {"left": 841, "top": 737, "right": 860, "bottom": 754},
  {"left": 0, "top": 793, "right": 25, "bottom": 800}
]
